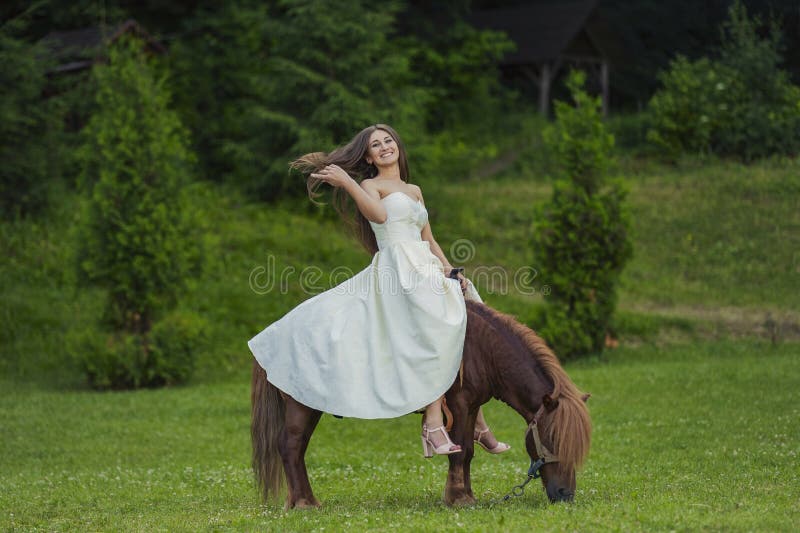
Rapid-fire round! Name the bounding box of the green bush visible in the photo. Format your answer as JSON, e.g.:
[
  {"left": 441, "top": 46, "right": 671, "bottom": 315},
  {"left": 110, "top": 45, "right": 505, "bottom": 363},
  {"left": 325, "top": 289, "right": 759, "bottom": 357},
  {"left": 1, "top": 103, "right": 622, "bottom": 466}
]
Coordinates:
[
  {"left": 67, "top": 327, "right": 144, "bottom": 390},
  {"left": 542, "top": 75, "right": 614, "bottom": 194},
  {"left": 532, "top": 71, "right": 632, "bottom": 359},
  {"left": 147, "top": 310, "right": 207, "bottom": 386},
  {"left": 73, "top": 35, "right": 203, "bottom": 388},
  {"left": 68, "top": 311, "right": 207, "bottom": 389},
  {"left": 647, "top": 0, "right": 800, "bottom": 161},
  {"left": 646, "top": 57, "right": 736, "bottom": 156}
]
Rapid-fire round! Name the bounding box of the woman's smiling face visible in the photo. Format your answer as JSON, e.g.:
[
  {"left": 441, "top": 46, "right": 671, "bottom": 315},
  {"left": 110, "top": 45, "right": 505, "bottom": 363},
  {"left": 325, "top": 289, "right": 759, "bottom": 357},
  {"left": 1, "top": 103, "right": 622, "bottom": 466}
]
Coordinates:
[{"left": 366, "top": 129, "right": 399, "bottom": 167}]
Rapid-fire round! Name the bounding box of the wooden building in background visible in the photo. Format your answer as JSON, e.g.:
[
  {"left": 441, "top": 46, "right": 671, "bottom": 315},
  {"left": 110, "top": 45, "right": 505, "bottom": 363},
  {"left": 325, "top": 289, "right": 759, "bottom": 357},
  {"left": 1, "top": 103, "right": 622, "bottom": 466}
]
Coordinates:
[
  {"left": 40, "top": 19, "right": 166, "bottom": 76},
  {"left": 470, "top": 0, "right": 615, "bottom": 116},
  {"left": 38, "top": 20, "right": 166, "bottom": 130}
]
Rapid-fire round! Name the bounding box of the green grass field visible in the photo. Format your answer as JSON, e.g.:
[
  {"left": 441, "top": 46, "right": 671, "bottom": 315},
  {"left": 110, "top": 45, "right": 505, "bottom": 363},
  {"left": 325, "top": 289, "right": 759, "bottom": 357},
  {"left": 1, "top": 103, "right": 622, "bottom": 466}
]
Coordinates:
[
  {"left": 2, "top": 156, "right": 799, "bottom": 530},
  {"left": 2, "top": 341, "right": 798, "bottom": 531}
]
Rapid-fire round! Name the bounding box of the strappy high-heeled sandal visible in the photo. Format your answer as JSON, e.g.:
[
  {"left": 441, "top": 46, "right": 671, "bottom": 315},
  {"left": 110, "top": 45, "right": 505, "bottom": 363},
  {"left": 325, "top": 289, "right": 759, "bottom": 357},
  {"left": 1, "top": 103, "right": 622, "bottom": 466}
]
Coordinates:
[
  {"left": 474, "top": 426, "right": 511, "bottom": 454},
  {"left": 421, "top": 424, "right": 462, "bottom": 458}
]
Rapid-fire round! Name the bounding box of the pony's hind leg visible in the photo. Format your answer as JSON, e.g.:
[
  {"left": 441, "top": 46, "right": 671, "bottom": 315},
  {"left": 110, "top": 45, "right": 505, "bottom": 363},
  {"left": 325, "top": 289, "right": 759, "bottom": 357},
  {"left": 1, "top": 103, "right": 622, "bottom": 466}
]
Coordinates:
[{"left": 279, "top": 395, "right": 323, "bottom": 509}]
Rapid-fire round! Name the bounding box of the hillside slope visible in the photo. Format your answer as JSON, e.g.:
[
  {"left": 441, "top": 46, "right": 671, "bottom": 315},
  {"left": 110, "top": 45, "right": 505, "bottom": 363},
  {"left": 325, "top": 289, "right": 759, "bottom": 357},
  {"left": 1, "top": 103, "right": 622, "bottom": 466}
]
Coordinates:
[{"left": 1, "top": 158, "right": 797, "bottom": 385}]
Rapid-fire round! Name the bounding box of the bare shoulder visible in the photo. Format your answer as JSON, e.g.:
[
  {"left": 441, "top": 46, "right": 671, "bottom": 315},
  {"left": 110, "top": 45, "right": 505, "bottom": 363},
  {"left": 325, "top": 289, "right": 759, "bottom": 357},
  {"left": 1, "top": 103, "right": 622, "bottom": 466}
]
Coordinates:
[{"left": 410, "top": 183, "right": 423, "bottom": 202}]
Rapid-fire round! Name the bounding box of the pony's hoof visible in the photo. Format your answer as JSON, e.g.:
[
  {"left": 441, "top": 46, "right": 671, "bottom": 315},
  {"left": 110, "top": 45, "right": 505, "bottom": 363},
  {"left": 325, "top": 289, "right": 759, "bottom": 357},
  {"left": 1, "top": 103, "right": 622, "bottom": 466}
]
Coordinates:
[
  {"left": 444, "top": 489, "right": 476, "bottom": 507},
  {"left": 295, "top": 498, "right": 321, "bottom": 509},
  {"left": 285, "top": 498, "right": 321, "bottom": 510},
  {"left": 451, "top": 494, "right": 477, "bottom": 507}
]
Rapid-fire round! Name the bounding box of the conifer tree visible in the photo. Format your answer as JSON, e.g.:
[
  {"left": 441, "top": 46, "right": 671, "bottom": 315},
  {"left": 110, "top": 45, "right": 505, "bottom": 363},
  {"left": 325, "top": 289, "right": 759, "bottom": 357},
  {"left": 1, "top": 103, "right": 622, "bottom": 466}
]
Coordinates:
[
  {"left": 532, "top": 71, "right": 632, "bottom": 359},
  {"left": 74, "top": 35, "right": 203, "bottom": 388}
]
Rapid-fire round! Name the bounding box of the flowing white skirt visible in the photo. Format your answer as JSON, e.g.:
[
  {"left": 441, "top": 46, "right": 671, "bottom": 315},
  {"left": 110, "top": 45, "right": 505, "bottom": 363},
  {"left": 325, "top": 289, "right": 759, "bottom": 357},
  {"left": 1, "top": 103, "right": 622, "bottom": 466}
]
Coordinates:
[{"left": 247, "top": 240, "right": 482, "bottom": 419}]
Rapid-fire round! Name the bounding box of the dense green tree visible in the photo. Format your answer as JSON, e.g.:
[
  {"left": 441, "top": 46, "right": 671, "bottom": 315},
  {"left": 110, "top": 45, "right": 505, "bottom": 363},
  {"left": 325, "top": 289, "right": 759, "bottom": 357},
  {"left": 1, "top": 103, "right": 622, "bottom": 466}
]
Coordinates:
[
  {"left": 169, "top": 3, "right": 273, "bottom": 188},
  {"left": 714, "top": 0, "right": 800, "bottom": 158},
  {"left": 0, "top": 10, "right": 62, "bottom": 218},
  {"left": 171, "top": 0, "right": 430, "bottom": 200},
  {"left": 398, "top": 6, "right": 514, "bottom": 131},
  {"left": 5, "top": 0, "right": 798, "bottom": 113}
]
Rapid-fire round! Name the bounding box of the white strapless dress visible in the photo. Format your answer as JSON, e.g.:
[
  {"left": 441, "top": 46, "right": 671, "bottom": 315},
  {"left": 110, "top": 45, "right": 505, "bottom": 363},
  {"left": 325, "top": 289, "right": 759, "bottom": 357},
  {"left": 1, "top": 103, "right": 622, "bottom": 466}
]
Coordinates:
[{"left": 247, "top": 191, "right": 483, "bottom": 419}]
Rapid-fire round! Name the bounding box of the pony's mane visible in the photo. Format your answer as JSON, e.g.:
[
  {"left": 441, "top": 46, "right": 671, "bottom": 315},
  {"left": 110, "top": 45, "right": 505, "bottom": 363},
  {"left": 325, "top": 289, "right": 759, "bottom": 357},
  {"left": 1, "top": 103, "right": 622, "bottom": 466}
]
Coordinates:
[{"left": 466, "top": 300, "right": 592, "bottom": 476}]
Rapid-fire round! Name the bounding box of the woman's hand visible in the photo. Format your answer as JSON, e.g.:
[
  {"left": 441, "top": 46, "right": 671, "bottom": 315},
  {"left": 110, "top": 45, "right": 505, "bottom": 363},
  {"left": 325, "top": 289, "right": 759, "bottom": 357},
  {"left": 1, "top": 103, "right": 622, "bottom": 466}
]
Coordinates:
[
  {"left": 312, "top": 169, "right": 387, "bottom": 224},
  {"left": 442, "top": 264, "right": 467, "bottom": 292},
  {"left": 311, "top": 164, "right": 352, "bottom": 188},
  {"left": 455, "top": 272, "right": 468, "bottom": 293}
]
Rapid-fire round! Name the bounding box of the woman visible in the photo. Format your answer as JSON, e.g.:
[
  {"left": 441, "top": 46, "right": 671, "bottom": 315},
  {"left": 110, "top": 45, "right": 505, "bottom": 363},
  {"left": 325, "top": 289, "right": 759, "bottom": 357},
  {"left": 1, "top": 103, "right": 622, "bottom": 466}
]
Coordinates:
[{"left": 247, "top": 124, "right": 509, "bottom": 456}]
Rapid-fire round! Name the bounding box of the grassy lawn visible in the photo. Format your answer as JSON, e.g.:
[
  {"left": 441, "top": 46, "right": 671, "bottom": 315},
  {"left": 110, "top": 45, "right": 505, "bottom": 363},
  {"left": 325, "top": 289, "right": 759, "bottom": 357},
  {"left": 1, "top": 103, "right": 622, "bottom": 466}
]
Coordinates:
[
  {"left": 2, "top": 340, "right": 798, "bottom": 531},
  {"left": 615, "top": 157, "right": 800, "bottom": 312}
]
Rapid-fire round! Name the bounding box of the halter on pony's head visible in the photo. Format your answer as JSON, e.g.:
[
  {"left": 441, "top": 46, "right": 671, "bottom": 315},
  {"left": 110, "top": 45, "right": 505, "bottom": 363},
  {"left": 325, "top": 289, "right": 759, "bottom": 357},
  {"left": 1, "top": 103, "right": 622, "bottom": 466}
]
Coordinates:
[
  {"left": 525, "top": 392, "right": 591, "bottom": 478},
  {"left": 525, "top": 402, "right": 560, "bottom": 478}
]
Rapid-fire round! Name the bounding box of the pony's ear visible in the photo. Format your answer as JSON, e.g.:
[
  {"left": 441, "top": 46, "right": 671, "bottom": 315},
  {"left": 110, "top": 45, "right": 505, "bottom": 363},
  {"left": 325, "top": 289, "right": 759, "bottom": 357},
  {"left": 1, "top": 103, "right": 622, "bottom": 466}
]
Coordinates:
[
  {"left": 581, "top": 393, "right": 591, "bottom": 403},
  {"left": 542, "top": 394, "right": 559, "bottom": 411}
]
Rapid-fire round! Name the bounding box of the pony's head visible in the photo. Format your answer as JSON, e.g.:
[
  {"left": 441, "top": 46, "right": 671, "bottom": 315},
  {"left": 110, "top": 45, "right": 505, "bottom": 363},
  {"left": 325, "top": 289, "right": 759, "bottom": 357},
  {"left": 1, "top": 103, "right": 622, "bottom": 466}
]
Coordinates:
[
  {"left": 464, "top": 301, "right": 592, "bottom": 503},
  {"left": 526, "top": 391, "right": 591, "bottom": 502}
]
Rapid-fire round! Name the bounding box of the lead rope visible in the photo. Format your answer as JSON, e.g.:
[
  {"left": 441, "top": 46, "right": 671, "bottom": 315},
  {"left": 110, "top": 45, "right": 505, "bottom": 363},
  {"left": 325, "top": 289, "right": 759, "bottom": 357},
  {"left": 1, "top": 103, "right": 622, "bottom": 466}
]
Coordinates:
[
  {"left": 489, "top": 407, "right": 559, "bottom": 507},
  {"left": 489, "top": 457, "right": 546, "bottom": 507}
]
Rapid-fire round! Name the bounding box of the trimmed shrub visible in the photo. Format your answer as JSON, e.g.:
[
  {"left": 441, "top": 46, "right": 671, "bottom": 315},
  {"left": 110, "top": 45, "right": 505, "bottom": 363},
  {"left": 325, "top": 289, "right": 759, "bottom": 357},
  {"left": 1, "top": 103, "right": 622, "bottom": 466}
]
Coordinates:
[
  {"left": 73, "top": 35, "right": 203, "bottom": 389},
  {"left": 532, "top": 71, "right": 633, "bottom": 359}
]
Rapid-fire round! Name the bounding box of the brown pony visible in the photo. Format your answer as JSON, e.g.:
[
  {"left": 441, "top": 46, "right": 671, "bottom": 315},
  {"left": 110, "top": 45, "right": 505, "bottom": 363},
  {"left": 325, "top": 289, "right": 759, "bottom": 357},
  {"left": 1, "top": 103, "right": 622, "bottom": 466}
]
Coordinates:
[{"left": 251, "top": 299, "right": 592, "bottom": 508}]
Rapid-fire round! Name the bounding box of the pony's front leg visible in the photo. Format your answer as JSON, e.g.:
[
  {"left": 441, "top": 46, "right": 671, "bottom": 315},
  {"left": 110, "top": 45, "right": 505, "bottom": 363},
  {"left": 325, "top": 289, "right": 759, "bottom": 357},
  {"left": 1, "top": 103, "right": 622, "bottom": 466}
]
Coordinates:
[
  {"left": 444, "top": 403, "right": 478, "bottom": 506},
  {"left": 279, "top": 396, "right": 323, "bottom": 509}
]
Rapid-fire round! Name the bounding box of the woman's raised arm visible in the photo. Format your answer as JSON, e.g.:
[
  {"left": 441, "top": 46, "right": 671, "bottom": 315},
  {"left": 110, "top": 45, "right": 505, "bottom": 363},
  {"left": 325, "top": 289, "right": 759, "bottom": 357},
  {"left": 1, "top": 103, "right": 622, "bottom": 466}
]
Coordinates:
[{"left": 310, "top": 164, "right": 387, "bottom": 224}]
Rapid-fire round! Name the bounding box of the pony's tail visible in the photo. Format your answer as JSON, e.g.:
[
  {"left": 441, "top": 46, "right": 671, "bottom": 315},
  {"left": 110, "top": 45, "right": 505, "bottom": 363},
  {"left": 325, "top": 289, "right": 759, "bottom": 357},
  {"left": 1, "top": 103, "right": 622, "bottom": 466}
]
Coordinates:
[{"left": 251, "top": 360, "right": 285, "bottom": 502}]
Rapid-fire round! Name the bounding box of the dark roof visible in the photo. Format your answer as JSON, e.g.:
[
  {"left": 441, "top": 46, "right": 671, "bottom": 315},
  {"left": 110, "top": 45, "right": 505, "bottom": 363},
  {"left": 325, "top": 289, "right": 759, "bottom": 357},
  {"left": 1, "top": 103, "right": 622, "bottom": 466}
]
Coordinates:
[
  {"left": 40, "top": 19, "right": 166, "bottom": 73},
  {"left": 469, "top": 0, "right": 604, "bottom": 65}
]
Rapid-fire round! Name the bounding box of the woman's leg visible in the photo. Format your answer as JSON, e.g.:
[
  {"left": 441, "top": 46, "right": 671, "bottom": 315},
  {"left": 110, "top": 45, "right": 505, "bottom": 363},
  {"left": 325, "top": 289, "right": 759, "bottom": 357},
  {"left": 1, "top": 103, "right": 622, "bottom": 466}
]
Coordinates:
[
  {"left": 474, "top": 407, "right": 499, "bottom": 447},
  {"left": 423, "top": 396, "right": 460, "bottom": 451},
  {"left": 474, "top": 406, "right": 509, "bottom": 452}
]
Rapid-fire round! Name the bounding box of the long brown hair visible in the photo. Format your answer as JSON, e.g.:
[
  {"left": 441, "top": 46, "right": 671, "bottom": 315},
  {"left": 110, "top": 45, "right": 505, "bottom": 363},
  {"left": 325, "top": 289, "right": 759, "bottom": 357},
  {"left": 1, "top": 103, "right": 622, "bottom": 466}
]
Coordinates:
[{"left": 290, "top": 124, "right": 410, "bottom": 255}]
